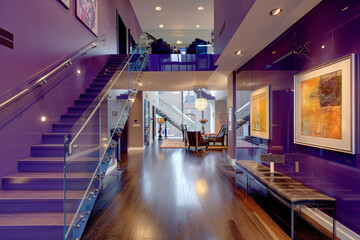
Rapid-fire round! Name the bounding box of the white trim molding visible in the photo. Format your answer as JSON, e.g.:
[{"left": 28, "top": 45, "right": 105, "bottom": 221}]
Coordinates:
[
  {"left": 227, "top": 154, "right": 236, "bottom": 165},
  {"left": 301, "top": 207, "right": 360, "bottom": 240}
]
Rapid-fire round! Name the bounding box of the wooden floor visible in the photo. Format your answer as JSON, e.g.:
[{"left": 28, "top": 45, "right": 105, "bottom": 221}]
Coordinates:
[{"left": 82, "top": 143, "right": 291, "bottom": 240}]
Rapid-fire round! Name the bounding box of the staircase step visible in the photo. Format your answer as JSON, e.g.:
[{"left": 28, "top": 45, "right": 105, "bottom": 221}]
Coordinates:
[
  {"left": 2, "top": 172, "right": 93, "bottom": 190},
  {"left": 31, "top": 144, "right": 65, "bottom": 157},
  {"left": 90, "top": 82, "right": 107, "bottom": 88},
  {"left": 18, "top": 157, "right": 99, "bottom": 172},
  {"left": 68, "top": 106, "right": 88, "bottom": 114},
  {"left": 85, "top": 87, "right": 102, "bottom": 93},
  {"left": 0, "top": 212, "right": 64, "bottom": 240},
  {"left": 80, "top": 93, "right": 98, "bottom": 100},
  {"left": 42, "top": 133, "right": 68, "bottom": 144},
  {"left": 52, "top": 123, "right": 74, "bottom": 132},
  {"left": 96, "top": 75, "right": 112, "bottom": 80},
  {"left": 94, "top": 78, "right": 111, "bottom": 83},
  {"left": 103, "top": 66, "right": 120, "bottom": 70},
  {"left": 0, "top": 190, "right": 83, "bottom": 212},
  {"left": 74, "top": 99, "right": 93, "bottom": 106},
  {"left": 60, "top": 114, "right": 82, "bottom": 123},
  {"left": 100, "top": 69, "right": 116, "bottom": 73}
]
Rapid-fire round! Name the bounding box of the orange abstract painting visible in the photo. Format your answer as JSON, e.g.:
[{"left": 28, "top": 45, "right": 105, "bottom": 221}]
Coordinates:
[
  {"left": 301, "top": 70, "right": 342, "bottom": 139},
  {"left": 251, "top": 92, "right": 267, "bottom": 132}
]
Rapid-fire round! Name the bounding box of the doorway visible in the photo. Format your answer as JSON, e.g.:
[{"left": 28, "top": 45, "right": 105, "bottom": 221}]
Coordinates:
[{"left": 116, "top": 10, "right": 127, "bottom": 54}]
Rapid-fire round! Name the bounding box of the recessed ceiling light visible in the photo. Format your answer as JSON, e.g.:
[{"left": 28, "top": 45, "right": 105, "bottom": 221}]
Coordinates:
[
  {"left": 139, "top": 82, "right": 143, "bottom": 86},
  {"left": 235, "top": 50, "right": 242, "bottom": 55},
  {"left": 197, "top": 6, "right": 204, "bottom": 11},
  {"left": 341, "top": 6, "right": 348, "bottom": 11},
  {"left": 272, "top": 51, "right": 276, "bottom": 54},
  {"left": 321, "top": 45, "right": 325, "bottom": 49},
  {"left": 176, "top": 40, "right": 182, "bottom": 44},
  {"left": 77, "top": 69, "right": 81, "bottom": 74},
  {"left": 270, "top": 8, "right": 282, "bottom": 16},
  {"left": 155, "top": 6, "right": 161, "bottom": 11},
  {"left": 158, "top": 24, "right": 164, "bottom": 28},
  {"left": 196, "top": 24, "right": 200, "bottom": 28},
  {"left": 41, "top": 116, "right": 46, "bottom": 122}
]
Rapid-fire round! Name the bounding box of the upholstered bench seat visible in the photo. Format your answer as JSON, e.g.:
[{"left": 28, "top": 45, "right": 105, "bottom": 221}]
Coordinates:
[{"left": 235, "top": 160, "right": 336, "bottom": 239}]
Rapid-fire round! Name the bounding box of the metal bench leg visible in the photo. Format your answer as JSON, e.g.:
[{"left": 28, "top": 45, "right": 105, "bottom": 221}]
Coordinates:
[
  {"left": 333, "top": 206, "right": 336, "bottom": 240},
  {"left": 291, "top": 204, "right": 294, "bottom": 239},
  {"left": 246, "top": 173, "right": 248, "bottom": 194}
]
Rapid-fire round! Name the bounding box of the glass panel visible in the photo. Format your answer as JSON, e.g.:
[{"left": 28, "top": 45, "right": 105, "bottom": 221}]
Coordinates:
[
  {"left": 64, "top": 33, "right": 151, "bottom": 239},
  {"left": 235, "top": 1, "right": 360, "bottom": 234}
]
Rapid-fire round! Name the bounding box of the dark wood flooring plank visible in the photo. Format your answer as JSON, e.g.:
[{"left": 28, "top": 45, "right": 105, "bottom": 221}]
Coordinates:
[{"left": 82, "top": 145, "right": 290, "bottom": 240}]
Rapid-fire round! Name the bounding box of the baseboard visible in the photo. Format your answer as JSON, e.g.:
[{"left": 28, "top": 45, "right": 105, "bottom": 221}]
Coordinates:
[
  {"left": 301, "top": 207, "right": 360, "bottom": 240},
  {"left": 128, "top": 146, "right": 145, "bottom": 151},
  {"left": 227, "top": 154, "right": 236, "bottom": 165}
]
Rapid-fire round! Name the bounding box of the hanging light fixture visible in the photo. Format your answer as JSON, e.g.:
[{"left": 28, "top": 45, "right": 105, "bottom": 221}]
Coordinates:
[{"left": 195, "top": 89, "right": 208, "bottom": 111}]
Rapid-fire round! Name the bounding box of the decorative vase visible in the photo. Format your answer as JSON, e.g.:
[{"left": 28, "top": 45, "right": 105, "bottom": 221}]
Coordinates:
[{"left": 201, "top": 123, "right": 205, "bottom": 134}]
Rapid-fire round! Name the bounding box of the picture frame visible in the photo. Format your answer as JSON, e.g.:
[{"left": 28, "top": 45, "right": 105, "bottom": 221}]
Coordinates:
[
  {"left": 59, "top": 0, "right": 71, "bottom": 9},
  {"left": 59, "top": 0, "right": 70, "bottom": 9},
  {"left": 250, "top": 85, "right": 270, "bottom": 139},
  {"left": 294, "top": 54, "right": 355, "bottom": 154},
  {"left": 76, "top": 0, "right": 98, "bottom": 36}
]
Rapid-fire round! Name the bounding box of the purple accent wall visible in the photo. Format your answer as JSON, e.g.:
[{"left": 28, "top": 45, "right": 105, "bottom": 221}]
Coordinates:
[
  {"left": 227, "top": 71, "right": 237, "bottom": 160},
  {"left": 213, "top": 0, "right": 255, "bottom": 55},
  {"left": 0, "top": 0, "right": 141, "bottom": 186},
  {"left": 236, "top": 0, "right": 360, "bottom": 234}
]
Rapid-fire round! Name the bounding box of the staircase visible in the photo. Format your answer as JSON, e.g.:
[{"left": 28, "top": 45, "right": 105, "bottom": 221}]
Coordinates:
[
  {"left": 0, "top": 55, "right": 126, "bottom": 240},
  {"left": 194, "top": 90, "right": 215, "bottom": 100},
  {"left": 156, "top": 108, "right": 182, "bottom": 131}
]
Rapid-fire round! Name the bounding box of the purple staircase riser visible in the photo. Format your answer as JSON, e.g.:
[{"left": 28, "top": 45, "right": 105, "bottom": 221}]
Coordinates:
[
  {"left": 0, "top": 226, "right": 64, "bottom": 240},
  {"left": 2, "top": 176, "right": 91, "bottom": 190}
]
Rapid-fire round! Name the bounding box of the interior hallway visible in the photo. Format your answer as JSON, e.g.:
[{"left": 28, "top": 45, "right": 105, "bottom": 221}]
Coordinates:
[{"left": 81, "top": 142, "right": 326, "bottom": 239}]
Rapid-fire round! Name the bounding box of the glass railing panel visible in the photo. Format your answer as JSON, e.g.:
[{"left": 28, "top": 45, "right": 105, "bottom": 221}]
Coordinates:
[
  {"left": 146, "top": 54, "right": 216, "bottom": 71},
  {"left": 64, "top": 32, "right": 151, "bottom": 240}
]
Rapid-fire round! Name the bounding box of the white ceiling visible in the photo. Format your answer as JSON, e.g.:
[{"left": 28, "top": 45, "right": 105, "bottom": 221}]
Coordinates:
[
  {"left": 130, "top": 0, "right": 214, "bottom": 44},
  {"left": 130, "top": 0, "right": 214, "bottom": 30},
  {"left": 129, "top": 0, "right": 321, "bottom": 91}
]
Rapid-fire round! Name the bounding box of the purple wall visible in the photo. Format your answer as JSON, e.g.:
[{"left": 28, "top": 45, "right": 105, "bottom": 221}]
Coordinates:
[
  {"left": 236, "top": 0, "right": 360, "bottom": 234},
  {"left": 0, "top": 0, "right": 142, "bottom": 186},
  {"left": 213, "top": 0, "right": 255, "bottom": 55}
]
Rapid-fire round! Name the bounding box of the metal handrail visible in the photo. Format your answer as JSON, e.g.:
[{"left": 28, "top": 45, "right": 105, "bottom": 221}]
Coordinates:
[
  {"left": 0, "top": 36, "right": 106, "bottom": 110},
  {"left": 68, "top": 32, "right": 148, "bottom": 153},
  {"left": 158, "top": 97, "right": 195, "bottom": 127}
]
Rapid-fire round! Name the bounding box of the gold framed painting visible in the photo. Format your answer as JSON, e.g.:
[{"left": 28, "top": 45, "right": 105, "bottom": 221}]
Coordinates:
[
  {"left": 294, "top": 54, "right": 355, "bottom": 154},
  {"left": 250, "top": 85, "right": 270, "bottom": 139}
]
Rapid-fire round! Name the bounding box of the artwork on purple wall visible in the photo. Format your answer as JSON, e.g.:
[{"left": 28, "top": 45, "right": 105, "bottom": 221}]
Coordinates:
[
  {"left": 59, "top": 0, "right": 70, "bottom": 9},
  {"left": 294, "top": 54, "right": 355, "bottom": 154},
  {"left": 76, "top": 0, "right": 98, "bottom": 36},
  {"left": 250, "top": 85, "right": 270, "bottom": 139}
]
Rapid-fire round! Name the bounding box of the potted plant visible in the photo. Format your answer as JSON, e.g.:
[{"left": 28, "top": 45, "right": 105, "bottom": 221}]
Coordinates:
[{"left": 199, "top": 119, "right": 208, "bottom": 134}]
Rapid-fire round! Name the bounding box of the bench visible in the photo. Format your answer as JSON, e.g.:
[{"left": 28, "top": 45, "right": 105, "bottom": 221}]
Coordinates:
[{"left": 235, "top": 160, "right": 336, "bottom": 239}]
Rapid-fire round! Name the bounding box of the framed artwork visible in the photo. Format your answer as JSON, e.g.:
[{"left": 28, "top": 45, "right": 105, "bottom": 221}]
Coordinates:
[
  {"left": 76, "top": 0, "right": 98, "bottom": 36},
  {"left": 294, "top": 54, "right": 355, "bottom": 154},
  {"left": 250, "top": 85, "right": 270, "bottom": 139},
  {"left": 59, "top": 0, "right": 70, "bottom": 9}
]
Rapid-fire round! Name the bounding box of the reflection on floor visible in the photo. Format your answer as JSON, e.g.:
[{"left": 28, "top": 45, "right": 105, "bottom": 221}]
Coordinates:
[
  {"left": 237, "top": 139, "right": 259, "bottom": 148},
  {"left": 81, "top": 143, "right": 329, "bottom": 239}
]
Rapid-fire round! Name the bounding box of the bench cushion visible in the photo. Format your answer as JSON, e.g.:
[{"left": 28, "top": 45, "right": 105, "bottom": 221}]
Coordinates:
[{"left": 235, "top": 160, "right": 336, "bottom": 205}]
